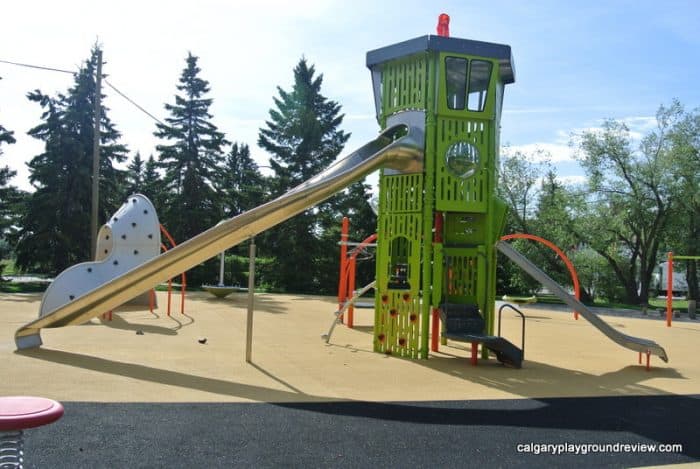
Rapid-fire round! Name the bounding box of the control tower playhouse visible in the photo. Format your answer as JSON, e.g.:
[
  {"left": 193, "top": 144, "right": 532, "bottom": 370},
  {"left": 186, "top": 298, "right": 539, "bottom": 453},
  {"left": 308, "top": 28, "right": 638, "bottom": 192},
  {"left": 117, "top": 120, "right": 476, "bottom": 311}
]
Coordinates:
[{"left": 368, "top": 18, "right": 519, "bottom": 364}]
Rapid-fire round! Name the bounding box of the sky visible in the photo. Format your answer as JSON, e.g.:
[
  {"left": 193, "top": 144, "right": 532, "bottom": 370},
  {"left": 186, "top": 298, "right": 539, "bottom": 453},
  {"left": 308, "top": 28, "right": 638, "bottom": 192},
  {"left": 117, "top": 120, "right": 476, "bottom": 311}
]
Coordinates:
[{"left": 1, "top": 0, "right": 699, "bottom": 192}]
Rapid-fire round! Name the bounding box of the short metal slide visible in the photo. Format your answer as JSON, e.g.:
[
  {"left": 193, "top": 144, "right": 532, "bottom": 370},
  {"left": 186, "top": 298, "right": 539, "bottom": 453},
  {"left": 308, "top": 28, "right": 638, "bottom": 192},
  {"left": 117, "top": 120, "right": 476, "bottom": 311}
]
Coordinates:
[{"left": 496, "top": 241, "right": 668, "bottom": 362}]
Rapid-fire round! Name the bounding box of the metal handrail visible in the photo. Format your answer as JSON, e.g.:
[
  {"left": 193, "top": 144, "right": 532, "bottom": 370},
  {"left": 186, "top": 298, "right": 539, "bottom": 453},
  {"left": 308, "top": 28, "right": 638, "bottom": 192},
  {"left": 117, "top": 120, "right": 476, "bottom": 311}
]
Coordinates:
[
  {"left": 498, "top": 303, "right": 526, "bottom": 359},
  {"left": 323, "top": 280, "right": 376, "bottom": 343}
]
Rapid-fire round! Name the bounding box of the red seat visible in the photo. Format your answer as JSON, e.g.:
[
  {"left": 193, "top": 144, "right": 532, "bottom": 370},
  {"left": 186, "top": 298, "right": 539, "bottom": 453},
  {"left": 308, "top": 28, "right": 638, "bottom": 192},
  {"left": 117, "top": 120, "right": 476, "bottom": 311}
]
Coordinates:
[{"left": 0, "top": 396, "right": 64, "bottom": 431}]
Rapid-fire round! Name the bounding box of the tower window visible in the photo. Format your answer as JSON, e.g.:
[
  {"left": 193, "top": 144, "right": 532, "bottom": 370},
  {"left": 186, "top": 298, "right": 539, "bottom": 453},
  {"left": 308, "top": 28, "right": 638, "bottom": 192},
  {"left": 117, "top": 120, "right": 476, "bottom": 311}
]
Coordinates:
[
  {"left": 445, "top": 57, "right": 468, "bottom": 110},
  {"left": 467, "top": 60, "right": 492, "bottom": 112}
]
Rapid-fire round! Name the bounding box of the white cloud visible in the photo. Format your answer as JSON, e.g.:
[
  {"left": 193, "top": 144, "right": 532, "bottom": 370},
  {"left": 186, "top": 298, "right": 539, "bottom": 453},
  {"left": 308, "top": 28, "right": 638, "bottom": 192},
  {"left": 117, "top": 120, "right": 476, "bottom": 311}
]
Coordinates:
[
  {"left": 621, "top": 116, "right": 657, "bottom": 140},
  {"left": 505, "top": 142, "right": 575, "bottom": 163},
  {"left": 556, "top": 174, "right": 587, "bottom": 186}
]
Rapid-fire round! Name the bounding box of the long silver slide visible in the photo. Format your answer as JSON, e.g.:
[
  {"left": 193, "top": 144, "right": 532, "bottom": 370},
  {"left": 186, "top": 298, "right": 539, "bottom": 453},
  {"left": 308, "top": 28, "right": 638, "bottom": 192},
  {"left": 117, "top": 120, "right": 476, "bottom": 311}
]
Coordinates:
[
  {"left": 15, "top": 111, "right": 425, "bottom": 349},
  {"left": 496, "top": 241, "right": 668, "bottom": 362}
]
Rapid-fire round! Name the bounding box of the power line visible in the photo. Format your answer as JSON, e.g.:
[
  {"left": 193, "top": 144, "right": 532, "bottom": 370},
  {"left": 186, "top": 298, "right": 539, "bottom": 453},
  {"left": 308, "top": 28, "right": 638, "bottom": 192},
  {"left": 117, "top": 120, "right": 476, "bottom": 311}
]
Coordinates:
[
  {"left": 0, "top": 57, "right": 166, "bottom": 127},
  {"left": 104, "top": 79, "right": 165, "bottom": 126},
  {"left": 0, "top": 58, "right": 74, "bottom": 75}
]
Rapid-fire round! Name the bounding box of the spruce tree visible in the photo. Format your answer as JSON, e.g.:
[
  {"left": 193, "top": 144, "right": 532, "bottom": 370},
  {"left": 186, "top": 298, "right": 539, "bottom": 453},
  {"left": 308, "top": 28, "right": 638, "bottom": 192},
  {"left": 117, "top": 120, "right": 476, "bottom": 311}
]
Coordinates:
[
  {"left": 14, "top": 47, "right": 128, "bottom": 274},
  {"left": 0, "top": 113, "right": 25, "bottom": 267},
  {"left": 154, "top": 53, "right": 227, "bottom": 244},
  {"left": 140, "top": 154, "right": 163, "bottom": 208},
  {"left": 258, "top": 58, "right": 350, "bottom": 293},
  {"left": 123, "top": 152, "right": 144, "bottom": 197},
  {"left": 219, "top": 142, "right": 266, "bottom": 218},
  {"left": 0, "top": 119, "right": 18, "bottom": 235}
]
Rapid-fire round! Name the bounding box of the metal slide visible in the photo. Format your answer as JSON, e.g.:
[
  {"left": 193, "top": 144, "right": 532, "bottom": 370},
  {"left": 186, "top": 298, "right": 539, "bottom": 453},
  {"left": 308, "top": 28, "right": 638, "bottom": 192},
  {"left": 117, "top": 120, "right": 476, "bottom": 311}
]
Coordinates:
[
  {"left": 15, "top": 111, "right": 426, "bottom": 349},
  {"left": 496, "top": 241, "right": 668, "bottom": 362}
]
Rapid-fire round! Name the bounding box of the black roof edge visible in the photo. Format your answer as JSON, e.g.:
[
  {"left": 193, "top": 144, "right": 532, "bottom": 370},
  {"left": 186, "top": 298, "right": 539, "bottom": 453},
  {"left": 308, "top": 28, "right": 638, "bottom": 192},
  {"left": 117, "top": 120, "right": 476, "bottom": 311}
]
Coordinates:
[{"left": 366, "top": 35, "right": 515, "bottom": 84}]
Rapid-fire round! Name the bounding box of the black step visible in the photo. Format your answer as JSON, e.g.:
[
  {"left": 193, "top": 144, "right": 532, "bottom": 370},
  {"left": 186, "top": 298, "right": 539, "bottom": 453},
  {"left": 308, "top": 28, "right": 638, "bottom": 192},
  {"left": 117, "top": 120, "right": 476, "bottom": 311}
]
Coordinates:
[{"left": 441, "top": 333, "right": 523, "bottom": 369}]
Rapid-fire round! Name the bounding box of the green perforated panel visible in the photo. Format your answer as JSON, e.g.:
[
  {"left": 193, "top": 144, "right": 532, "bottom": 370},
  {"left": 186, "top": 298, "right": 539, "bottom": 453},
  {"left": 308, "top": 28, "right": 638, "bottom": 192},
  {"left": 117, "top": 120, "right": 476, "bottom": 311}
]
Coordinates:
[
  {"left": 435, "top": 117, "right": 491, "bottom": 212},
  {"left": 443, "top": 248, "right": 485, "bottom": 307},
  {"left": 380, "top": 173, "right": 424, "bottom": 213},
  {"left": 444, "top": 213, "right": 487, "bottom": 245},
  {"left": 375, "top": 173, "right": 424, "bottom": 358},
  {"left": 380, "top": 54, "right": 428, "bottom": 118},
  {"left": 375, "top": 292, "right": 421, "bottom": 357}
]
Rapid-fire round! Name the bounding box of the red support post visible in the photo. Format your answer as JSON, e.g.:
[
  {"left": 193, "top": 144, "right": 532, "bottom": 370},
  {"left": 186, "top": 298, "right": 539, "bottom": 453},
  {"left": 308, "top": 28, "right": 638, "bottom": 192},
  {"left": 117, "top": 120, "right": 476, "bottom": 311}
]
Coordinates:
[
  {"left": 471, "top": 342, "right": 478, "bottom": 366},
  {"left": 431, "top": 308, "right": 440, "bottom": 352},
  {"left": 646, "top": 351, "right": 651, "bottom": 371},
  {"left": 667, "top": 251, "right": 673, "bottom": 327},
  {"left": 338, "top": 217, "right": 349, "bottom": 323}
]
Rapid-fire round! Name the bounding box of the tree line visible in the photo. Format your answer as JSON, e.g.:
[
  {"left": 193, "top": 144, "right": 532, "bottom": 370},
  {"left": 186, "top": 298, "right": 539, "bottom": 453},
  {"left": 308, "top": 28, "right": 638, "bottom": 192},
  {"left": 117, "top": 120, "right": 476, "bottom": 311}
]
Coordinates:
[
  {"left": 498, "top": 101, "right": 699, "bottom": 305},
  {"left": 0, "top": 47, "right": 375, "bottom": 292},
  {"left": 0, "top": 47, "right": 697, "bottom": 304}
]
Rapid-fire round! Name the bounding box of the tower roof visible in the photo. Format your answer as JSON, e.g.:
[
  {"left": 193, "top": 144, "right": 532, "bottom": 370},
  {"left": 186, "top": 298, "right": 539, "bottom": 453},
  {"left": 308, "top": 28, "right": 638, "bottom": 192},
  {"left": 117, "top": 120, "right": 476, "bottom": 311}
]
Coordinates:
[{"left": 366, "top": 35, "right": 515, "bottom": 84}]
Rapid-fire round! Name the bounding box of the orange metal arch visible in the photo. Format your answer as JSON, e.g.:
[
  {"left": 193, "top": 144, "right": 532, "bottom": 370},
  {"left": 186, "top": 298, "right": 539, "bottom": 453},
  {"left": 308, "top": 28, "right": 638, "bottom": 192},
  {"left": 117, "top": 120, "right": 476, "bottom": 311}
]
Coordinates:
[{"left": 500, "top": 233, "right": 582, "bottom": 320}]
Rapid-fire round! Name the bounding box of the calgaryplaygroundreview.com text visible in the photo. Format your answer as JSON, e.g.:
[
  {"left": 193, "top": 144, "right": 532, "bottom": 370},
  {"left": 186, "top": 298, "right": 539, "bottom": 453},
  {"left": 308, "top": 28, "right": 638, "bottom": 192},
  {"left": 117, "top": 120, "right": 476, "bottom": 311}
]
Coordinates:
[{"left": 516, "top": 442, "right": 683, "bottom": 456}]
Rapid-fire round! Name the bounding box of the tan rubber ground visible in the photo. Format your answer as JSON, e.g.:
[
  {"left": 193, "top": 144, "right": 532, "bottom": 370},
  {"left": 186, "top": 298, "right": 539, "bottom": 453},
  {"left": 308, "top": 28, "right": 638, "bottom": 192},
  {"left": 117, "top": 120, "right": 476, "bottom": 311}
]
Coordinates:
[{"left": 1, "top": 292, "right": 698, "bottom": 403}]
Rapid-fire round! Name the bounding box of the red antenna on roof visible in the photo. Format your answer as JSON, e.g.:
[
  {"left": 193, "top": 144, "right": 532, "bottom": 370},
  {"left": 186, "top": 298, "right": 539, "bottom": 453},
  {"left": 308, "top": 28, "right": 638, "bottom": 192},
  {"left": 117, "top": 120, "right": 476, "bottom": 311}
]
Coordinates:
[{"left": 437, "top": 13, "right": 450, "bottom": 37}]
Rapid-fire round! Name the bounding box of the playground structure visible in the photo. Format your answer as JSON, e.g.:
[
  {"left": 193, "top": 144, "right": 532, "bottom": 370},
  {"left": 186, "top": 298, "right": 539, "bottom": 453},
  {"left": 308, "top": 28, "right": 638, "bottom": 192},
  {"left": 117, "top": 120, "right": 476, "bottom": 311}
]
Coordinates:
[
  {"left": 367, "top": 28, "right": 517, "bottom": 363},
  {"left": 14, "top": 16, "right": 667, "bottom": 369},
  {"left": 332, "top": 19, "right": 666, "bottom": 367}
]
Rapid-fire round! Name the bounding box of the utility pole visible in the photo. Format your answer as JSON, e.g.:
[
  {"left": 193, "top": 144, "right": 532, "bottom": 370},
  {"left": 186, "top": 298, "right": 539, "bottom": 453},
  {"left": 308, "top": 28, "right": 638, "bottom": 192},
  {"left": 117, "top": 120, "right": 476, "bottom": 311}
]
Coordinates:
[{"left": 90, "top": 48, "right": 102, "bottom": 259}]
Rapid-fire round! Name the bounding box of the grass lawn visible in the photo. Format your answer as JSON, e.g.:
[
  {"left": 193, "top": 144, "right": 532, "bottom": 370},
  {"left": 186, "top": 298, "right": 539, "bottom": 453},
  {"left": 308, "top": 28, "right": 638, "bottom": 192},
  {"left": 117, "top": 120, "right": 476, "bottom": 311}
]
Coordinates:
[
  {"left": 521, "top": 293, "right": 692, "bottom": 312},
  {"left": 0, "top": 281, "right": 49, "bottom": 293}
]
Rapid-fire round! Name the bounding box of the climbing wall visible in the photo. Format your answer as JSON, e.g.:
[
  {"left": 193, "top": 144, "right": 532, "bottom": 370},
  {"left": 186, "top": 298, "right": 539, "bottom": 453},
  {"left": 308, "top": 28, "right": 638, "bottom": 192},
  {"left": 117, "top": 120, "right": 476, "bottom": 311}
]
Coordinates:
[{"left": 39, "top": 194, "right": 161, "bottom": 318}]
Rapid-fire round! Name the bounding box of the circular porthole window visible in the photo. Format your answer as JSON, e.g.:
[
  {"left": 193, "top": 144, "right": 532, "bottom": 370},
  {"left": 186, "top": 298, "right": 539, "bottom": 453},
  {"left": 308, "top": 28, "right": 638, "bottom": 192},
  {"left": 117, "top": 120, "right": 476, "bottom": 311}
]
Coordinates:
[{"left": 445, "top": 141, "right": 480, "bottom": 179}]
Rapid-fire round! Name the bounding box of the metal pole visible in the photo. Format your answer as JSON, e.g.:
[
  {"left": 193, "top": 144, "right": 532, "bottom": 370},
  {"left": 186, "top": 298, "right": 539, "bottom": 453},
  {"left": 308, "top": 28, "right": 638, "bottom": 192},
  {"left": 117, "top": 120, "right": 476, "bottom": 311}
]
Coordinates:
[
  {"left": 218, "top": 251, "right": 225, "bottom": 286},
  {"left": 90, "top": 48, "right": 103, "bottom": 259},
  {"left": 667, "top": 251, "right": 673, "bottom": 327},
  {"left": 245, "top": 237, "right": 256, "bottom": 363}
]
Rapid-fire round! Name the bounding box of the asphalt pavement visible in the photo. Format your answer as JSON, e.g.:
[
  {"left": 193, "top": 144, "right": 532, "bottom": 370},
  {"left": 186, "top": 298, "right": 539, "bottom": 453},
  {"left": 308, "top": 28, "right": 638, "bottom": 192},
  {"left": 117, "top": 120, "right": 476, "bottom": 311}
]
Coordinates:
[{"left": 25, "top": 395, "right": 700, "bottom": 468}]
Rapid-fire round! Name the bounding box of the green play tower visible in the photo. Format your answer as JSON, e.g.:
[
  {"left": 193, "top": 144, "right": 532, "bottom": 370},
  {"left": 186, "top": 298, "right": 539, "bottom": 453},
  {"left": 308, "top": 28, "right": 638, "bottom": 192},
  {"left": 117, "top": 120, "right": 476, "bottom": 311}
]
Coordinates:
[{"left": 369, "top": 17, "right": 520, "bottom": 364}]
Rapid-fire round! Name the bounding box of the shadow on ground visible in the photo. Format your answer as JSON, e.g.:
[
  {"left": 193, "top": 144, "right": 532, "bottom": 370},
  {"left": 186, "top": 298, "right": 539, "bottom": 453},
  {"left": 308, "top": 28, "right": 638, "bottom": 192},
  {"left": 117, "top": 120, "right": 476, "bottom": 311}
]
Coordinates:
[{"left": 17, "top": 348, "right": 700, "bottom": 463}]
